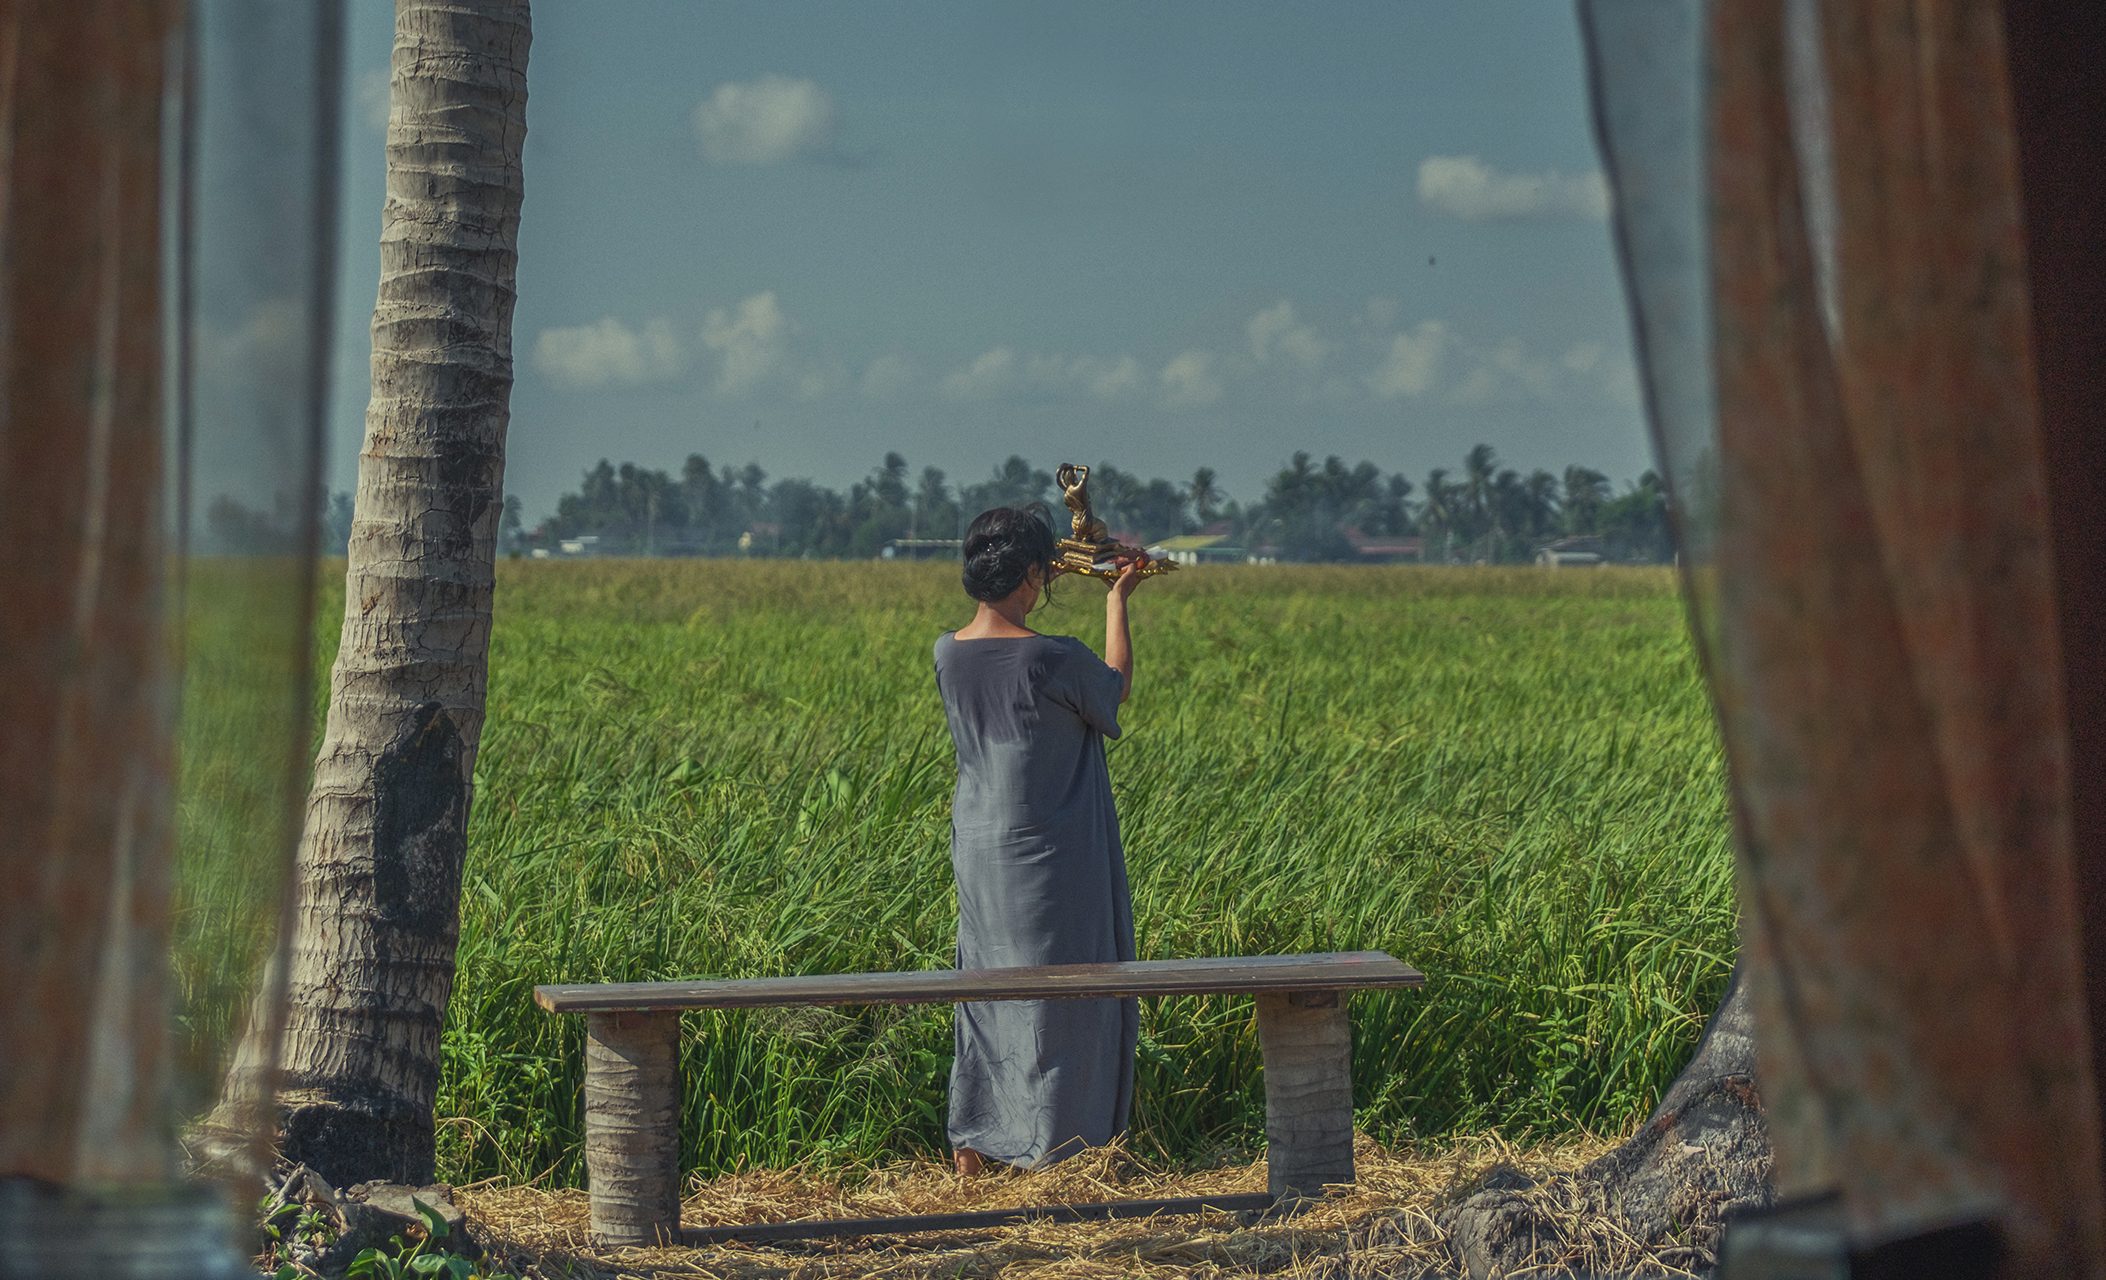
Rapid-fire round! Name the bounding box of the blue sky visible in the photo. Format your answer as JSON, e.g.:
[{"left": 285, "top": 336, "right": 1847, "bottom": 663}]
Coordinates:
[{"left": 330, "top": 0, "right": 1652, "bottom": 524}]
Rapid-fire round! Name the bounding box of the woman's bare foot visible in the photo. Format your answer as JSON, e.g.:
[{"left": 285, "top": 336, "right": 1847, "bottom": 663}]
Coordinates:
[{"left": 953, "top": 1147, "right": 984, "bottom": 1176}]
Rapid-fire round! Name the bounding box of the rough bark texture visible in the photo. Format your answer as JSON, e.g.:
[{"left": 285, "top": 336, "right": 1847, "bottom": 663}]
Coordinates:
[
  {"left": 0, "top": 0, "right": 180, "bottom": 1185},
  {"left": 1435, "top": 967, "right": 1772, "bottom": 1278},
  {"left": 1255, "top": 991, "right": 1355, "bottom": 1201},
  {"left": 275, "top": 0, "right": 529, "bottom": 1186},
  {"left": 583, "top": 1011, "right": 683, "bottom": 1247}
]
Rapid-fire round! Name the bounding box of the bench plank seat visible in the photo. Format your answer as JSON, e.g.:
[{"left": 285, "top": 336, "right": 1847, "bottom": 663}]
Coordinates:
[{"left": 534, "top": 950, "right": 1423, "bottom": 1014}]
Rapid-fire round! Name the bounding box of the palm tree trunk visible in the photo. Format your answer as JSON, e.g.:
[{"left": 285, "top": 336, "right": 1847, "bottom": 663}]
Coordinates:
[{"left": 273, "top": 0, "right": 529, "bottom": 1185}]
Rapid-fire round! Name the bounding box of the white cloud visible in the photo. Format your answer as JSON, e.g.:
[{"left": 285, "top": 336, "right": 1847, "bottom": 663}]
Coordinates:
[
  {"left": 1366, "top": 321, "right": 1448, "bottom": 398},
  {"left": 358, "top": 68, "right": 390, "bottom": 135},
  {"left": 534, "top": 316, "right": 683, "bottom": 389},
  {"left": 1417, "top": 155, "right": 1610, "bottom": 221},
  {"left": 859, "top": 354, "right": 914, "bottom": 399},
  {"left": 693, "top": 75, "right": 841, "bottom": 165},
  {"left": 1080, "top": 354, "right": 1142, "bottom": 400},
  {"left": 1445, "top": 335, "right": 1631, "bottom": 406},
  {"left": 1246, "top": 300, "right": 1327, "bottom": 369},
  {"left": 1600, "top": 355, "right": 1643, "bottom": 407},
  {"left": 939, "top": 347, "right": 1017, "bottom": 400},
  {"left": 937, "top": 348, "right": 1142, "bottom": 402},
  {"left": 1452, "top": 338, "right": 1549, "bottom": 404},
  {"left": 700, "top": 291, "right": 796, "bottom": 394},
  {"left": 1032, "top": 352, "right": 1140, "bottom": 401},
  {"left": 1159, "top": 350, "right": 1222, "bottom": 408},
  {"left": 1358, "top": 320, "right": 1627, "bottom": 407},
  {"left": 1490, "top": 337, "right": 1564, "bottom": 399},
  {"left": 198, "top": 296, "right": 307, "bottom": 387}
]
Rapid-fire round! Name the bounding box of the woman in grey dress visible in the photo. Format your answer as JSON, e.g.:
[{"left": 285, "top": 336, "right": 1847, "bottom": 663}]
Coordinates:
[{"left": 933, "top": 506, "right": 1147, "bottom": 1175}]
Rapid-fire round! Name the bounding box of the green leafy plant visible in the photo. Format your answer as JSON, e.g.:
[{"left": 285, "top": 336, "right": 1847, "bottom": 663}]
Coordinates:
[
  {"left": 346, "top": 1197, "right": 513, "bottom": 1280},
  {"left": 258, "top": 1194, "right": 336, "bottom": 1274}
]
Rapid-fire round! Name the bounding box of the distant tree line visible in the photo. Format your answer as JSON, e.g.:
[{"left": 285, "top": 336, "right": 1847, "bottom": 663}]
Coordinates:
[
  {"left": 231, "top": 446, "right": 1667, "bottom": 564},
  {"left": 491, "top": 445, "right": 1673, "bottom": 565}
]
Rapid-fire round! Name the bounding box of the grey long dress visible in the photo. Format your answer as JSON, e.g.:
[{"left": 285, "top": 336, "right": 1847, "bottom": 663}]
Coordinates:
[{"left": 933, "top": 631, "right": 1138, "bottom": 1168}]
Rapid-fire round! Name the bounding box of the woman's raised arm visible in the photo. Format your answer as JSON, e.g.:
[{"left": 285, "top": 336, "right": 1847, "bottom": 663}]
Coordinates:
[{"left": 1103, "top": 557, "right": 1144, "bottom": 702}]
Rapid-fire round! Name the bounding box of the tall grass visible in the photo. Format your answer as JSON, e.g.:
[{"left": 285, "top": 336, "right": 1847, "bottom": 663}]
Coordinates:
[
  {"left": 298, "top": 560, "right": 1732, "bottom": 1187},
  {"left": 171, "top": 558, "right": 321, "bottom": 1125}
]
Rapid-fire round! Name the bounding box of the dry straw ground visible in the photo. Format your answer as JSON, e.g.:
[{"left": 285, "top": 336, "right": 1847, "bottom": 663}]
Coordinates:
[{"left": 458, "top": 1130, "right": 1705, "bottom": 1280}]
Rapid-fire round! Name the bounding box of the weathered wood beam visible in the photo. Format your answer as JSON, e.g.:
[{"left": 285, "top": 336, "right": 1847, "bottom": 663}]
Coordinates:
[{"left": 536, "top": 951, "right": 1422, "bottom": 1014}]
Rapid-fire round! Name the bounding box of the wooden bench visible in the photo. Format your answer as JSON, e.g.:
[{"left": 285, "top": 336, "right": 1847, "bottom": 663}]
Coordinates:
[{"left": 534, "top": 950, "right": 1425, "bottom": 1246}]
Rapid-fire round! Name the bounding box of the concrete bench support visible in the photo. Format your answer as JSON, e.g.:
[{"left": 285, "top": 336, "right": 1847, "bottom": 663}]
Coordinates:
[
  {"left": 1254, "top": 990, "right": 1355, "bottom": 1200},
  {"left": 584, "top": 1010, "right": 682, "bottom": 1246}
]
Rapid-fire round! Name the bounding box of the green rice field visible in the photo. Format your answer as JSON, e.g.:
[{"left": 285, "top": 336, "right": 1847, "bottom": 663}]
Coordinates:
[{"left": 309, "top": 560, "right": 1734, "bottom": 1188}]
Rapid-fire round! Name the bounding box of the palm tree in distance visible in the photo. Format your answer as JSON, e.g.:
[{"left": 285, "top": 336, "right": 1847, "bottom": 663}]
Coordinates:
[
  {"left": 1462, "top": 444, "right": 1498, "bottom": 515},
  {"left": 1562, "top": 465, "right": 1611, "bottom": 535},
  {"left": 874, "top": 451, "right": 910, "bottom": 509},
  {"left": 1523, "top": 469, "right": 1561, "bottom": 546},
  {"left": 1462, "top": 444, "right": 1499, "bottom": 561},
  {"left": 1423, "top": 467, "right": 1458, "bottom": 564},
  {"left": 913, "top": 465, "right": 951, "bottom": 539},
  {"left": 1489, "top": 468, "right": 1523, "bottom": 557},
  {"left": 1187, "top": 466, "right": 1223, "bottom": 526}
]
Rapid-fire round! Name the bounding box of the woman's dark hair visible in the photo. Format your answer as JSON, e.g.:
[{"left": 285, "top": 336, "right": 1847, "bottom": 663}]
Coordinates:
[{"left": 962, "top": 505, "right": 1059, "bottom": 605}]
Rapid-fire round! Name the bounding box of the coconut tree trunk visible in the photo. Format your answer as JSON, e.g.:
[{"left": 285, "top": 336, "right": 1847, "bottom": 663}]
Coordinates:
[{"left": 274, "top": 0, "right": 529, "bottom": 1186}]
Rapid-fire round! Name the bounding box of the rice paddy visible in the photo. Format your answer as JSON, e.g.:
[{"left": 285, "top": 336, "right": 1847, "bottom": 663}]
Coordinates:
[{"left": 384, "top": 559, "right": 1735, "bottom": 1192}]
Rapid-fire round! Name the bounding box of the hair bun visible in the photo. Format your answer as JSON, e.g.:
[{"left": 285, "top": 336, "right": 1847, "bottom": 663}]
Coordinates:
[{"left": 961, "top": 506, "right": 1059, "bottom": 604}]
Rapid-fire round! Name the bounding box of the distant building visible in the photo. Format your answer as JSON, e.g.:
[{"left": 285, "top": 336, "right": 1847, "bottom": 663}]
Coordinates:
[
  {"left": 1152, "top": 533, "right": 1247, "bottom": 566},
  {"left": 882, "top": 538, "right": 963, "bottom": 561},
  {"left": 557, "top": 521, "right": 709, "bottom": 557},
  {"left": 1342, "top": 527, "right": 1425, "bottom": 563},
  {"left": 1536, "top": 534, "right": 1605, "bottom": 567}
]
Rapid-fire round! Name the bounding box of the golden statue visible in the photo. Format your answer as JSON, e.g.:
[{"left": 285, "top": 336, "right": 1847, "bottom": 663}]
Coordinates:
[{"left": 1053, "top": 463, "right": 1177, "bottom": 581}]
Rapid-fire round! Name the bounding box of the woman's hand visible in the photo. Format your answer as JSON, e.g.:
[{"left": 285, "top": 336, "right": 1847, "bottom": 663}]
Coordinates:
[{"left": 1110, "top": 552, "right": 1147, "bottom": 599}]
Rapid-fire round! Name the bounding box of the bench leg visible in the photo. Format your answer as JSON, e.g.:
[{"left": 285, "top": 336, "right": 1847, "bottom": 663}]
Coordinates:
[
  {"left": 1255, "top": 991, "right": 1354, "bottom": 1201},
  {"left": 584, "top": 1010, "right": 682, "bottom": 1246}
]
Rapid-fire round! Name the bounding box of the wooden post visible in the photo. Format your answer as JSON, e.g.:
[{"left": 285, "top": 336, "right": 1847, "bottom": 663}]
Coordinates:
[
  {"left": 1254, "top": 991, "right": 1354, "bottom": 1201},
  {"left": 583, "top": 1010, "right": 682, "bottom": 1246}
]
